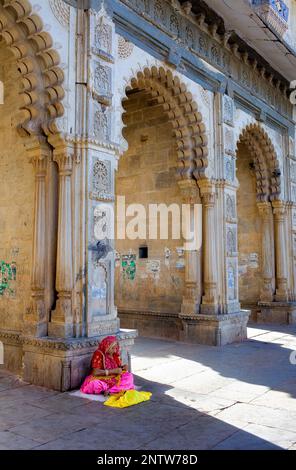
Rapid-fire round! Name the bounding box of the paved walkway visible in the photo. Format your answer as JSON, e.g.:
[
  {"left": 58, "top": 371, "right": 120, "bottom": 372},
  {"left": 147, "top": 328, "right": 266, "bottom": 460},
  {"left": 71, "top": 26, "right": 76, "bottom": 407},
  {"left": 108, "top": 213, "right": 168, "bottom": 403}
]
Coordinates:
[{"left": 0, "top": 324, "right": 296, "bottom": 450}]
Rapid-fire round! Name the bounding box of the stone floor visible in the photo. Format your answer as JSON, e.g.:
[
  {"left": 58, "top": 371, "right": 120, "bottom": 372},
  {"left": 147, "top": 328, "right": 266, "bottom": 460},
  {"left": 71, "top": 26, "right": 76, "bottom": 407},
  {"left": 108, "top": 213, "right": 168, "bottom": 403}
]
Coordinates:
[{"left": 0, "top": 323, "right": 296, "bottom": 450}]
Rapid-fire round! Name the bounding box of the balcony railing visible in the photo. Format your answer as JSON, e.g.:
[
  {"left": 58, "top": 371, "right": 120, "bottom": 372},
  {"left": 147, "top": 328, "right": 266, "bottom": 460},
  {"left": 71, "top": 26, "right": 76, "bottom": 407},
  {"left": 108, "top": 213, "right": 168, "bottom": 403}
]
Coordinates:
[{"left": 252, "top": 0, "right": 289, "bottom": 36}]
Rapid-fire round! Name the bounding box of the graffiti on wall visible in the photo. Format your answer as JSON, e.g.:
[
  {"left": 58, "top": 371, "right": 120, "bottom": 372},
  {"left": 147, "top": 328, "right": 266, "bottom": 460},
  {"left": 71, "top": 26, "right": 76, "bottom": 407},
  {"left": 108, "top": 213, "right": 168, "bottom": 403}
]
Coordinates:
[
  {"left": 122, "top": 254, "right": 136, "bottom": 281},
  {"left": 146, "top": 260, "right": 161, "bottom": 280},
  {"left": 0, "top": 261, "right": 16, "bottom": 297},
  {"left": 175, "top": 246, "right": 185, "bottom": 269},
  {"left": 164, "top": 247, "right": 171, "bottom": 267}
]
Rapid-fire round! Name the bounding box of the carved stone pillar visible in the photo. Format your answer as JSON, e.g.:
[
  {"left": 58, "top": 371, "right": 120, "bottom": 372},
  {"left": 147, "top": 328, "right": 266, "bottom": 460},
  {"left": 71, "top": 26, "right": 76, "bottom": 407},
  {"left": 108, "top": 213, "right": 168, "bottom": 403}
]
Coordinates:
[
  {"left": 24, "top": 139, "right": 50, "bottom": 337},
  {"left": 273, "top": 200, "right": 289, "bottom": 302},
  {"left": 199, "top": 180, "right": 219, "bottom": 314},
  {"left": 178, "top": 180, "right": 202, "bottom": 316},
  {"left": 257, "top": 201, "right": 274, "bottom": 302},
  {"left": 20, "top": 5, "right": 136, "bottom": 392},
  {"left": 48, "top": 150, "right": 74, "bottom": 338}
]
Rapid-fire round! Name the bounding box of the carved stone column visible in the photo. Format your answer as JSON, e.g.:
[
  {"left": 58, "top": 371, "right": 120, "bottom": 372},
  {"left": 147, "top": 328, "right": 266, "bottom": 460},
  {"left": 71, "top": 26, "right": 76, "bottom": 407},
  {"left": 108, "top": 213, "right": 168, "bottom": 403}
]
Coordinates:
[
  {"left": 178, "top": 179, "right": 202, "bottom": 316},
  {"left": 199, "top": 180, "right": 219, "bottom": 314},
  {"left": 24, "top": 138, "right": 50, "bottom": 337},
  {"left": 273, "top": 200, "right": 289, "bottom": 301},
  {"left": 257, "top": 201, "right": 274, "bottom": 302},
  {"left": 20, "top": 5, "right": 136, "bottom": 392},
  {"left": 48, "top": 150, "right": 74, "bottom": 338}
]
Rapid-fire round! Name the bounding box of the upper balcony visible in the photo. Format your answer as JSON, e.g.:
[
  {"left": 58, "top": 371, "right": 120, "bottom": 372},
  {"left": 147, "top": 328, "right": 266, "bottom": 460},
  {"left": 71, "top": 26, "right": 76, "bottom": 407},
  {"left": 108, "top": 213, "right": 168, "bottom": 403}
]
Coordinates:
[
  {"left": 188, "top": 0, "right": 296, "bottom": 82},
  {"left": 252, "top": 0, "right": 289, "bottom": 36}
]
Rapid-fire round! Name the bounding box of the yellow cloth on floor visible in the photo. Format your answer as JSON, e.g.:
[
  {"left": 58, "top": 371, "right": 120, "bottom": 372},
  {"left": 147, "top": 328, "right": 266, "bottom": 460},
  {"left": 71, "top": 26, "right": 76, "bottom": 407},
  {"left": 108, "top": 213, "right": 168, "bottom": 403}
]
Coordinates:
[{"left": 104, "top": 390, "right": 152, "bottom": 408}]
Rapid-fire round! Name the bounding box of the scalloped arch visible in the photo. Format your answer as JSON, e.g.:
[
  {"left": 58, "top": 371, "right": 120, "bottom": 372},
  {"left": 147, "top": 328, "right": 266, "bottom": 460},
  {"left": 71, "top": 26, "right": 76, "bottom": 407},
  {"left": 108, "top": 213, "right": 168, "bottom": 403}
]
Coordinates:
[
  {"left": 122, "top": 65, "right": 209, "bottom": 180},
  {"left": 237, "top": 123, "right": 281, "bottom": 201},
  {"left": 0, "top": 0, "right": 65, "bottom": 135}
]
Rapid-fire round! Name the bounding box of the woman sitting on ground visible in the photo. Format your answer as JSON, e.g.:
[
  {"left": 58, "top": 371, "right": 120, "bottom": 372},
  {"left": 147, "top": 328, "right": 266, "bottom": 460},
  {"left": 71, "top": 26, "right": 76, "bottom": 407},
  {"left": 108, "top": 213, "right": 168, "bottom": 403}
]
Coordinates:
[{"left": 80, "top": 335, "right": 135, "bottom": 395}]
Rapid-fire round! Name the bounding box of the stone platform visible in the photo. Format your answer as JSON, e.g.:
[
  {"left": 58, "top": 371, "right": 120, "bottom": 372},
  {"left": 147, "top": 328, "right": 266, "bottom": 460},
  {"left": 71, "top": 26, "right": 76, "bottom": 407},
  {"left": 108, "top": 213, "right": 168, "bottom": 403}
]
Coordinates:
[
  {"left": 120, "top": 309, "right": 250, "bottom": 346},
  {"left": 258, "top": 302, "right": 296, "bottom": 324}
]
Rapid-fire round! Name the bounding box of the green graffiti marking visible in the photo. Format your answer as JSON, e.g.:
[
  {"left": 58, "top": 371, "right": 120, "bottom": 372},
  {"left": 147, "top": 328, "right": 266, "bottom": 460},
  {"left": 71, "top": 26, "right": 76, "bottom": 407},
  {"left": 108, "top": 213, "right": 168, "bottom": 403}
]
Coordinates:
[
  {"left": 0, "top": 261, "right": 16, "bottom": 296},
  {"left": 122, "top": 254, "right": 136, "bottom": 281}
]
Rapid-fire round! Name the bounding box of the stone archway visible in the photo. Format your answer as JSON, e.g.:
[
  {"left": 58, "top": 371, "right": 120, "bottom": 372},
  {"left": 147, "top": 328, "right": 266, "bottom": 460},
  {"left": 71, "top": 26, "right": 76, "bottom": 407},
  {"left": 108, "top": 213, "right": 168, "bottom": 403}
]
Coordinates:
[
  {"left": 236, "top": 123, "right": 284, "bottom": 319},
  {"left": 0, "top": 0, "right": 66, "bottom": 343},
  {"left": 239, "top": 124, "right": 281, "bottom": 201},
  {"left": 123, "top": 66, "right": 209, "bottom": 180},
  {"left": 115, "top": 65, "right": 210, "bottom": 339}
]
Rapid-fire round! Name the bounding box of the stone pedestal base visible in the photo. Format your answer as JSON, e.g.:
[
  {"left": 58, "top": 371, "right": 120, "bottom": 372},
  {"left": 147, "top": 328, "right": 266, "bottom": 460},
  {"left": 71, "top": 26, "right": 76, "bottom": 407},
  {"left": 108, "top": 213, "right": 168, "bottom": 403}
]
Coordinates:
[
  {"left": 21, "top": 329, "right": 137, "bottom": 391},
  {"left": 119, "top": 309, "right": 250, "bottom": 346},
  {"left": 0, "top": 327, "right": 137, "bottom": 389},
  {"left": 0, "top": 330, "right": 22, "bottom": 374},
  {"left": 258, "top": 302, "right": 296, "bottom": 324},
  {"left": 179, "top": 310, "right": 250, "bottom": 346}
]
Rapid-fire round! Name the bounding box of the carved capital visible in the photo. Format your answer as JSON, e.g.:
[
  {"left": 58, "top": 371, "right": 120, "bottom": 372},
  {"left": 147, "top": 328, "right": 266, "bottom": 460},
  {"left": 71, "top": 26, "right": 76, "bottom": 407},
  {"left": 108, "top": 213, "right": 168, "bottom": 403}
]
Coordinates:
[
  {"left": 54, "top": 152, "right": 74, "bottom": 176},
  {"left": 31, "top": 155, "right": 48, "bottom": 178},
  {"left": 257, "top": 201, "right": 272, "bottom": 219},
  {"left": 272, "top": 200, "right": 287, "bottom": 220},
  {"left": 177, "top": 179, "right": 200, "bottom": 203},
  {"left": 199, "top": 180, "right": 216, "bottom": 207},
  {"left": 26, "top": 136, "right": 51, "bottom": 177}
]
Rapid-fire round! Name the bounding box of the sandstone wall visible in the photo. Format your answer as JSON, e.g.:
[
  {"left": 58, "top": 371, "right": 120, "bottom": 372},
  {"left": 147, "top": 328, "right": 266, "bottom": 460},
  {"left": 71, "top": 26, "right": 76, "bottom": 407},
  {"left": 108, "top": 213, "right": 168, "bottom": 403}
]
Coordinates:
[
  {"left": 0, "top": 44, "right": 34, "bottom": 331},
  {"left": 115, "top": 90, "right": 185, "bottom": 315},
  {"left": 237, "top": 142, "right": 262, "bottom": 309}
]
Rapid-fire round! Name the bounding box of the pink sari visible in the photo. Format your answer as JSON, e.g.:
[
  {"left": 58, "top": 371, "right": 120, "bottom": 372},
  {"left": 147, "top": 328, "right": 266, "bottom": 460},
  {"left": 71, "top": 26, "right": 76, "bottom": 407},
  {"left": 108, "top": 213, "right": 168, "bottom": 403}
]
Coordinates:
[{"left": 80, "top": 336, "right": 134, "bottom": 395}]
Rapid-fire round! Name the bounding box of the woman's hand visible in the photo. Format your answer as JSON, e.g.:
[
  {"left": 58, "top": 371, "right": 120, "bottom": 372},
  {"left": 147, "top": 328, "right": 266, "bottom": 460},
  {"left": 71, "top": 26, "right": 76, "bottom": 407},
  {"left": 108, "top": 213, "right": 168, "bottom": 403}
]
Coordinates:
[
  {"left": 92, "top": 367, "right": 123, "bottom": 376},
  {"left": 121, "top": 364, "right": 129, "bottom": 372},
  {"left": 92, "top": 368, "right": 105, "bottom": 376}
]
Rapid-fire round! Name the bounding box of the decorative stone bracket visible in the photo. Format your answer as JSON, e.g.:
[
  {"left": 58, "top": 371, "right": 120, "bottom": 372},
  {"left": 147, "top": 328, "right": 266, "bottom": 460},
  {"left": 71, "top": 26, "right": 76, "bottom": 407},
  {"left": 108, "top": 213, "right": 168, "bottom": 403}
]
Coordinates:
[{"left": 0, "top": 0, "right": 65, "bottom": 135}]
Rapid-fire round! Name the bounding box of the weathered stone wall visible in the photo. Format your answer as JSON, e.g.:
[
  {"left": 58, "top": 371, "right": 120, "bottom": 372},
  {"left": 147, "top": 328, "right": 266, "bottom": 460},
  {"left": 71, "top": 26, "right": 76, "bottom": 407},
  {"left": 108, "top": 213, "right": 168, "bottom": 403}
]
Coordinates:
[
  {"left": 0, "top": 44, "right": 34, "bottom": 331},
  {"left": 115, "top": 90, "right": 185, "bottom": 315},
  {"left": 237, "top": 142, "right": 262, "bottom": 309}
]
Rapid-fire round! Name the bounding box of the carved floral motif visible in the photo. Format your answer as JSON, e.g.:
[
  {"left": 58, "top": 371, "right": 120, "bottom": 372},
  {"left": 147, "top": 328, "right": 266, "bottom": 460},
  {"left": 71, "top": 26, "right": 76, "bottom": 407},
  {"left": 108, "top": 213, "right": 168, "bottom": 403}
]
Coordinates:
[
  {"left": 92, "top": 159, "right": 112, "bottom": 199},
  {"left": 223, "top": 95, "right": 234, "bottom": 126},
  {"left": 118, "top": 36, "right": 134, "bottom": 59},
  {"left": 170, "top": 14, "right": 179, "bottom": 36},
  {"left": 95, "top": 22, "right": 112, "bottom": 55},
  {"left": 94, "top": 105, "right": 110, "bottom": 141},
  {"left": 94, "top": 64, "right": 111, "bottom": 96},
  {"left": 49, "top": 0, "right": 70, "bottom": 29},
  {"left": 224, "top": 127, "right": 235, "bottom": 155},
  {"left": 227, "top": 227, "right": 237, "bottom": 254},
  {"left": 185, "top": 26, "right": 194, "bottom": 48},
  {"left": 226, "top": 194, "right": 236, "bottom": 221},
  {"left": 290, "top": 160, "right": 296, "bottom": 182},
  {"left": 227, "top": 262, "right": 236, "bottom": 301},
  {"left": 225, "top": 156, "right": 235, "bottom": 182}
]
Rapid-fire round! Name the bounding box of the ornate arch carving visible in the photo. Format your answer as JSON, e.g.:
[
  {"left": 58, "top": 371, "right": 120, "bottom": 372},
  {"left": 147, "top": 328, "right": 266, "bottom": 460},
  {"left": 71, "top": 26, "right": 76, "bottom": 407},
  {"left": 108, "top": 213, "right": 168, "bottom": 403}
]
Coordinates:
[
  {"left": 0, "top": 0, "right": 65, "bottom": 135},
  {"left": 238, "top": 123, "right": 281, "bottom": 201},
  {"left": 122, "top": 66, "right": 209, "bottom": 181}
]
